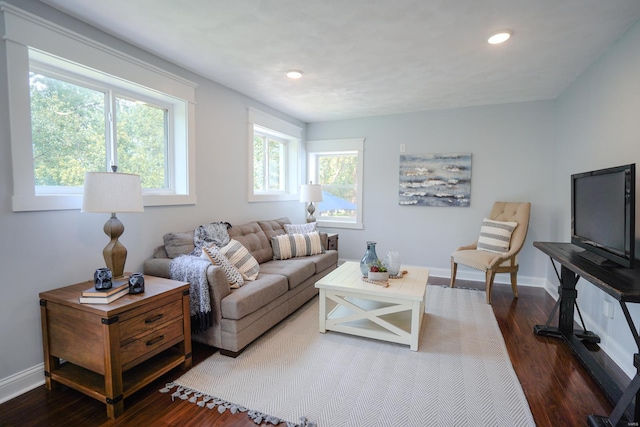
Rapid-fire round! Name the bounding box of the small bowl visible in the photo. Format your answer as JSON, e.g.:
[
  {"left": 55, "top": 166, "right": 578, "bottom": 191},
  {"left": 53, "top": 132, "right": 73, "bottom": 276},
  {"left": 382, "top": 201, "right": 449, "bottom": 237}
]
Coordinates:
[{"left": 368, "top": 271, "right": 389, "bottom": 282}]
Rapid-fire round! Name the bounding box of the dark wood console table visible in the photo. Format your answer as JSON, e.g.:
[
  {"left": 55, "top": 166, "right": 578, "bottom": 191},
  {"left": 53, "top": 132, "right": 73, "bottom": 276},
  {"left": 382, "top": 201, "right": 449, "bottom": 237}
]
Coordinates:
[{"left": 533, "top": 242, "right": 640, "bottom": 427}]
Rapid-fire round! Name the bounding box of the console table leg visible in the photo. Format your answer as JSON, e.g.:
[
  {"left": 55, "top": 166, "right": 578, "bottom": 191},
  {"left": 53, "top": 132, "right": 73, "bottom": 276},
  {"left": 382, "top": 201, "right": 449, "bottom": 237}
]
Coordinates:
[
  {"left": 558, "top": 266, "right": 579, "bottom": 334},
  {"left": 605, "top": 373, "right": 640, "bottom": 426}
]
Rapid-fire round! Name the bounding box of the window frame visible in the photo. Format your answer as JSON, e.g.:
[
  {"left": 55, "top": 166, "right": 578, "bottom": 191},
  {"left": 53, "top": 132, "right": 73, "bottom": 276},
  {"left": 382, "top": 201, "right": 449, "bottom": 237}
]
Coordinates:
[
  {"left": 29, "top": 61, "right": 174, "bottom": 194},
  {"left": 253, "top": 129, "right": 289, "bottom": 194},
  {"left": 307, "top": 138, "right": 365, "bottom": 229},
  {"left": 247, "top": 108, "right": 302, "bottom": 202},
  {"left": 2, "top": 4, "right": 197, "bottom": 212}
]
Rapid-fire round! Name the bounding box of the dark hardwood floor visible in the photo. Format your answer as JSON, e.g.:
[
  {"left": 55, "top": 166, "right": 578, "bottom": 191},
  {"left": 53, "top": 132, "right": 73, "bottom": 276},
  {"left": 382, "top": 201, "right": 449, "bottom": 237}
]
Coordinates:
[{"left": 0, "top": 280, "right": 627, "bottom": 427}]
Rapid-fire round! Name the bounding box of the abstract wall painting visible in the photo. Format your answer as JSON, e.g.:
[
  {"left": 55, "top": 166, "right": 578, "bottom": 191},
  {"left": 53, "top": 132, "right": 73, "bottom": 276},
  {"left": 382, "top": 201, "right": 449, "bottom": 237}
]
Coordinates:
[{"left": 399, "top": 153, "right": 472, "bottom": 207}]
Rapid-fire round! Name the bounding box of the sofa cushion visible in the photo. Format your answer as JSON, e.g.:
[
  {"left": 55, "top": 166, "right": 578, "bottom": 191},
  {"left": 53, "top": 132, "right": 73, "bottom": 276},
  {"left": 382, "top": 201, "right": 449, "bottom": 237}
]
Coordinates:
[
  {"left": 220, "top": 239, "right": 260, "bottom": 281},
  {"left": 228, "top": 222, "right": 273, "bottom": 264},
  {"left": 271, "top": 232, "right": 324, "bottom": 260},
  {"left": 257, "top": 217, "right": 290, "bottom": 240},
  {"left": 220, "top": 274, "right": 288, "bottom": 320},
  {"left": 201, "top": 246, "right": 244, "bottom": 288},
  {"left": 259, "top": 258, "right": 316, "bottom": 290},
  {"left": 306, "top": 251, "right": 339, "bottom": 274},
  {"left": 163, "top": 231, "right": 195, "bottom": 258}
]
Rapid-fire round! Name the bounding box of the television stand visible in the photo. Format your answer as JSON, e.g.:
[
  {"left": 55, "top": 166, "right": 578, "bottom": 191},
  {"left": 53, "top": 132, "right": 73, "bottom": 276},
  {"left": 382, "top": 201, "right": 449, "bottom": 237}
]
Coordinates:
[
  {"left": 533, "top": 242, "right": 640, "bottom": 427},
  {"left": 577, "top": 249, "right": 618, "bottom": 267}
]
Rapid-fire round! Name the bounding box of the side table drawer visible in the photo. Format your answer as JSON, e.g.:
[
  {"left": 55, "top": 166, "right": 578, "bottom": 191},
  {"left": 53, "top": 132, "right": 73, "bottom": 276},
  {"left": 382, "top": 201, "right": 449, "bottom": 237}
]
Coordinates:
[
  {"left": 120, "top": 298, "right": 182, "bottom": 343},
  {"left": 120, "top": 317, "right": 184, "bottom": 368}
]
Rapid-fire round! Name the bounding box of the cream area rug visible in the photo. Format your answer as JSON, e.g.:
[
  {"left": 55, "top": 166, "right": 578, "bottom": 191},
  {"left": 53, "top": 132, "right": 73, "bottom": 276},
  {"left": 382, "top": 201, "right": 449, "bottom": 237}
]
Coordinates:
[{"left": 161, "top": 285, "right": 536, "bottom": 427}]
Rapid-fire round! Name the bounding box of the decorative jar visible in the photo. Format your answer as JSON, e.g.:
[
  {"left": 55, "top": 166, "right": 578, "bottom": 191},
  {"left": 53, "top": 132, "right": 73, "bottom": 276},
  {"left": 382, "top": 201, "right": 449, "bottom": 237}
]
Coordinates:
[
  {"left": 94, "top": 267, "right": 113, "bottom": 290},
  {"left": 128, "top": 273, "right": 145, "bottom": 294},
  {"left": 386, "top": 251, "right": 401, "bottom": 276},
  {"left": 360, "top": 241, "right": 379, "bottom": 276}
]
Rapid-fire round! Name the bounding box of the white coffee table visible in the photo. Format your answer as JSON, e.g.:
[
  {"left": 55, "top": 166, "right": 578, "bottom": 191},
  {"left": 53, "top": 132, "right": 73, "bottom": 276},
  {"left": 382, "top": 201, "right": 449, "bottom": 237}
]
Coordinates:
[{"left": 315, "top": 261, "right": 429, "bottom": 351}]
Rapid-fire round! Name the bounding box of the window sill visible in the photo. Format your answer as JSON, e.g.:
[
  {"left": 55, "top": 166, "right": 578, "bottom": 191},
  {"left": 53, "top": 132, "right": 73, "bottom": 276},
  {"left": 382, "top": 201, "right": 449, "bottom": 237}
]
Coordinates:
[
  {"left": 12, "top": 193, "right": 196, "bottom": 212},
  {"left": 316, "top": 219, "right": 363, "bottom": 230}
]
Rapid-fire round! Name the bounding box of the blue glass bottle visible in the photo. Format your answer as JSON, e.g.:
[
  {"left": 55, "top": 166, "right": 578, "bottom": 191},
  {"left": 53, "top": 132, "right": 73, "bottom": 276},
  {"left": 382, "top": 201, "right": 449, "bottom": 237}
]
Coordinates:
[{"left": 360, "top": 241, "right": 379, "bottom": 276}]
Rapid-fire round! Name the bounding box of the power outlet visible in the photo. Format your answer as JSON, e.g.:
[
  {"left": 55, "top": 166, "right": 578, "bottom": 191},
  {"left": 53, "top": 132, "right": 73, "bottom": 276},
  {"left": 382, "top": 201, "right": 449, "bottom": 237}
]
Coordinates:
[
  {"left": 400, "top": 144, "right": 406, "bottom": 152},
  {"left": 603, "top": 300, "right": 614, "bottom": 319}
]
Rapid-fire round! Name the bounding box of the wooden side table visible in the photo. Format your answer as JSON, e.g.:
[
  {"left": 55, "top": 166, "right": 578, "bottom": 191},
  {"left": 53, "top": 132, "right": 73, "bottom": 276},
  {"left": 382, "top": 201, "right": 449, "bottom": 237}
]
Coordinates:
[
  {"left": 327, "top": 233, "right": 339, "bottom": 251},
  {"left": 39, "top": 275, "right": 192, "bottom": 419}
]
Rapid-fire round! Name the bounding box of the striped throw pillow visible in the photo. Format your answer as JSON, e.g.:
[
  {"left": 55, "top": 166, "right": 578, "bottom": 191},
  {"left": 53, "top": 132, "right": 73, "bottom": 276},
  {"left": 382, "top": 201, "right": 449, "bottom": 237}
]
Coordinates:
[
  {"left": 201, "top": 246, "right": 244, "bottom": 288},
  {"left": 477, "top": 218, "right": 518, "bottom": 254},
  {"left": 271, "top": 232, "right": 323, "bottom": 260},
  {"left": 220, "top": 239, "right": 260, "bottom": 281}
]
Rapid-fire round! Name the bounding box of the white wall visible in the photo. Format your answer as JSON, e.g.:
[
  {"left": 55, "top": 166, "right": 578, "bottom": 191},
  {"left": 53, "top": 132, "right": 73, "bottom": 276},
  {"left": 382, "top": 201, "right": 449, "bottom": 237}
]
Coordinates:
[
  {"left": 553, "top": 19, "right": 640, "bottom": 378},
  {"left": 0, "top": 0, "right": 307, "bottom": 402},
  {"left": 307, "top": 101, "right": 555, "bottom": 282}
]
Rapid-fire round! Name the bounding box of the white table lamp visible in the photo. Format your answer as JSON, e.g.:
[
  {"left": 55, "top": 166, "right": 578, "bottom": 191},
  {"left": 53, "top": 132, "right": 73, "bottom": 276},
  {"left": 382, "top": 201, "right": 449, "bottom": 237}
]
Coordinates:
[
  {"left": 82, "top": 169, "right": 144, "bottom": 278},
  {"left": 300, "top": 182, "right": 323, "bottom": 223}
]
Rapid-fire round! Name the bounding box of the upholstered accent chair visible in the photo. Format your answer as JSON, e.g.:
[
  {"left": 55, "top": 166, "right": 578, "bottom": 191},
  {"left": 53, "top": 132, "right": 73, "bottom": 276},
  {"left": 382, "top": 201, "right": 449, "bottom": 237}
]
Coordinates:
[{"left": 450, "top": 201, "right": 531, "bottom": 304}]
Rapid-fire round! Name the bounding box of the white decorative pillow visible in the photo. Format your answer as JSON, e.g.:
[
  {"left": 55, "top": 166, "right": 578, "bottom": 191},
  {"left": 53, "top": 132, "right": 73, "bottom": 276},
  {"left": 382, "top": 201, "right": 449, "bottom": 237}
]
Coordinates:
[
  {"left": 201, "top": 246, "right": 245, "bottom": 288},
  {"left": 477, "top": 218, "right": 518, "bottom": 254},
  {"left": 271, "top": 232, "right": 323, "bottom": 260},
  {"left": 220, "top": 239, "right": 260, "bottom": 281},
  {"left": 284, "top": 222, "right": 317, "bottom": 235}
]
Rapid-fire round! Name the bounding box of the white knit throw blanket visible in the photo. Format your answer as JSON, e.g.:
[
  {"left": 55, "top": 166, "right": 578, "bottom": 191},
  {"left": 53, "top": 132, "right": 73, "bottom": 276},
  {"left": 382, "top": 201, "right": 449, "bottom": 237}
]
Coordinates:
[
  {"left": 170, "top": 255, "right": 212, "bottom": 333},
  {"left": 169, "top": 221, "right": 232, "bottom": 333}
]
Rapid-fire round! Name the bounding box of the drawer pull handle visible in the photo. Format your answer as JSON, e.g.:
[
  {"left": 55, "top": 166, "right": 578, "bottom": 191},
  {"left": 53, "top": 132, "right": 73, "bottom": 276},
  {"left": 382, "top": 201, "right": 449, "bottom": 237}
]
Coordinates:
[
  {"left": 146, "top": 335, "right": 165, "bottom": 346},
  {"left": 145, "top": 314, "right": 164, "bottom": 324}
]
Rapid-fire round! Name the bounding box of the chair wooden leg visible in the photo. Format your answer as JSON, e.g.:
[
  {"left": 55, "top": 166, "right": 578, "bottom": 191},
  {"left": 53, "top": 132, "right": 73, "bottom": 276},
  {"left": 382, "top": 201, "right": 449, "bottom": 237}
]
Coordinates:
[
  {"left": 510, "top": 271, "right": 519, "bottom": 298},
  {"left": 485, "top": 270, "right": 496, "bottom": 304},
  {"left": 450, "top": 259, "right": 458, "bottom": 288}
]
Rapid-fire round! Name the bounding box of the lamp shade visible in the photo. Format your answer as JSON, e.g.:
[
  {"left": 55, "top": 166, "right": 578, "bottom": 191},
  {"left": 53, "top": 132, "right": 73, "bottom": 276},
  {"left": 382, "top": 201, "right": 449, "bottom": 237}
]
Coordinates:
[
  {"left": 82, "top": 172, "right": 144, "bottom": 213},
  {"left": 300, "top": 184, "right": 323, "bottom": 203}
]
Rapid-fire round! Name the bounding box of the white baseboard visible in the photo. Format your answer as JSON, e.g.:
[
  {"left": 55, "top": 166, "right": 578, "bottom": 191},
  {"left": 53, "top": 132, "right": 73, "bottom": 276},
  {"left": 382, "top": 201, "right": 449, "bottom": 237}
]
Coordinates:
[
  {"left": 0, "top": 363, "right": 45, "bottom": 404},
  {"left": 428, "top": 266, "right": 546, "bottom": 288}
]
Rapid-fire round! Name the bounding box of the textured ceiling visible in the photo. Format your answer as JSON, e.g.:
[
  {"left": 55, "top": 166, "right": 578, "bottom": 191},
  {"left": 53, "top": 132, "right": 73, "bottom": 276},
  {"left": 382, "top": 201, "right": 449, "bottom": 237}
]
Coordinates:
[{"left": 40, "top": 0, "right": 640, "bottom": 122}]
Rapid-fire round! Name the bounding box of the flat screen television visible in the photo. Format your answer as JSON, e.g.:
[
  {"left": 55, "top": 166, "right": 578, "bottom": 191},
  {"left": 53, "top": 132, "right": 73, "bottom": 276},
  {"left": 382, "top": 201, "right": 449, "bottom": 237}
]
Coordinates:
[{"left": 571, "top": 163, "right": 636, "bottom": 268}]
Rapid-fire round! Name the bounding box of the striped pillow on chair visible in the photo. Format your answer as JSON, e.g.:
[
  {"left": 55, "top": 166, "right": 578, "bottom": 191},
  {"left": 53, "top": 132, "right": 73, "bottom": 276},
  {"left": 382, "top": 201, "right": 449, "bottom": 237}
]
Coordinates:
[{"left": 477, "top": 218, "right": 518, "bottom": 254}]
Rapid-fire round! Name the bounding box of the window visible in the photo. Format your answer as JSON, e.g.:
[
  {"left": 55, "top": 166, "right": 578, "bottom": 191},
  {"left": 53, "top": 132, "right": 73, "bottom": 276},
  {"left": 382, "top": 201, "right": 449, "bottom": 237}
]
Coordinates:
[
  {"left": 30, "top": 68, "right": 169, "bottom": 193},
  {"left": 253, "top": 130, "right": 287, "bottom": 193},
  {"left": 247, "top": 108, "right": 302, "bottom": 202},
  {"left": 3, "top": 4, "right": 197, "bottom": 211},
  {"left": 307, "top": 138, "right": 364, "bottom": 229}
]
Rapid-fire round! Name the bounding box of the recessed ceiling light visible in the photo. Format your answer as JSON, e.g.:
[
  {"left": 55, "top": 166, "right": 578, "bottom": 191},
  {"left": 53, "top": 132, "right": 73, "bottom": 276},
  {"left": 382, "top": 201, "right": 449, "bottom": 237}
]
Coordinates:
[
  {"left": 286, "top": 69, "right": 304, "bottom": 79},
  {"left": 488, "top": 31, "right": 512, "bottom": 45}
]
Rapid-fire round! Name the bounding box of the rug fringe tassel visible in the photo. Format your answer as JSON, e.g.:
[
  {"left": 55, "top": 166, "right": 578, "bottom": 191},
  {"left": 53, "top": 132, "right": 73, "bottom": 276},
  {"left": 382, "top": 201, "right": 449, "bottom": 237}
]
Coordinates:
[{"left": 159, "top": 383, "right": 315, "bottom": 427}]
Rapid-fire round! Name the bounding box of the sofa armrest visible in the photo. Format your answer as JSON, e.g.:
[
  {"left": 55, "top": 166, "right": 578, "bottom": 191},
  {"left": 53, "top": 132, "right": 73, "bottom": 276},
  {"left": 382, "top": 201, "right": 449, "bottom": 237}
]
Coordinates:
[
  {"left": 206, "top": 265, "right": 232, "bottom": 320},
  {"left": 319, "top": 232, "right": 328, "bottom": 250},
  {"left": 144, "top": 258, "right": 231, "bottom": 319}
]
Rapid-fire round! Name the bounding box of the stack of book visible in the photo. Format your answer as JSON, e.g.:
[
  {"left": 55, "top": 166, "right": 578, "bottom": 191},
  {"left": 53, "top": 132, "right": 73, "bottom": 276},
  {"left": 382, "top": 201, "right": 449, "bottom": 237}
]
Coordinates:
[{"left": 78, "top": 280, "right": 129, "bottom": 304}]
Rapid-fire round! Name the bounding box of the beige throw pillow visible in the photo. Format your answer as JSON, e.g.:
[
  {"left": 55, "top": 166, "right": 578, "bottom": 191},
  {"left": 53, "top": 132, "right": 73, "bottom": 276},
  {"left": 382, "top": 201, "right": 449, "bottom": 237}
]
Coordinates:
[
  {"left": 271, "top": 232, "right": 323, "bottom": 260},
  {"left": 220, "top": 239, "right": 260, "bottom": 281},
  {"left": 201, "top": 246, "right": 245, "bottom": 288}
]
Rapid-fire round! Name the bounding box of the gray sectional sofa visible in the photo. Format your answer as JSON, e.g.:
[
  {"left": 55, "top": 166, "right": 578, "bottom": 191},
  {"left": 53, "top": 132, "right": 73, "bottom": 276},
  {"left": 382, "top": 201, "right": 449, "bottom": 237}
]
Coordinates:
[{"left": 143, "top": 217, "right": 338, "bottom": 356}]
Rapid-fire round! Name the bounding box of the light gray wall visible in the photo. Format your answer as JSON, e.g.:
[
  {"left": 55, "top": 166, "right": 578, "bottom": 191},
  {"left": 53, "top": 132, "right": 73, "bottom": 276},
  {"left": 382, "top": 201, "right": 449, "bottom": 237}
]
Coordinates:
[
  {"left": 0, "top": 0, "right": 307, "bottom": 398},
  {"left": 307, "top": 101, "right": 555, "bottom": 282},
  {"left": 553, "top": 19, "right": 640, "bottom": 377}
]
